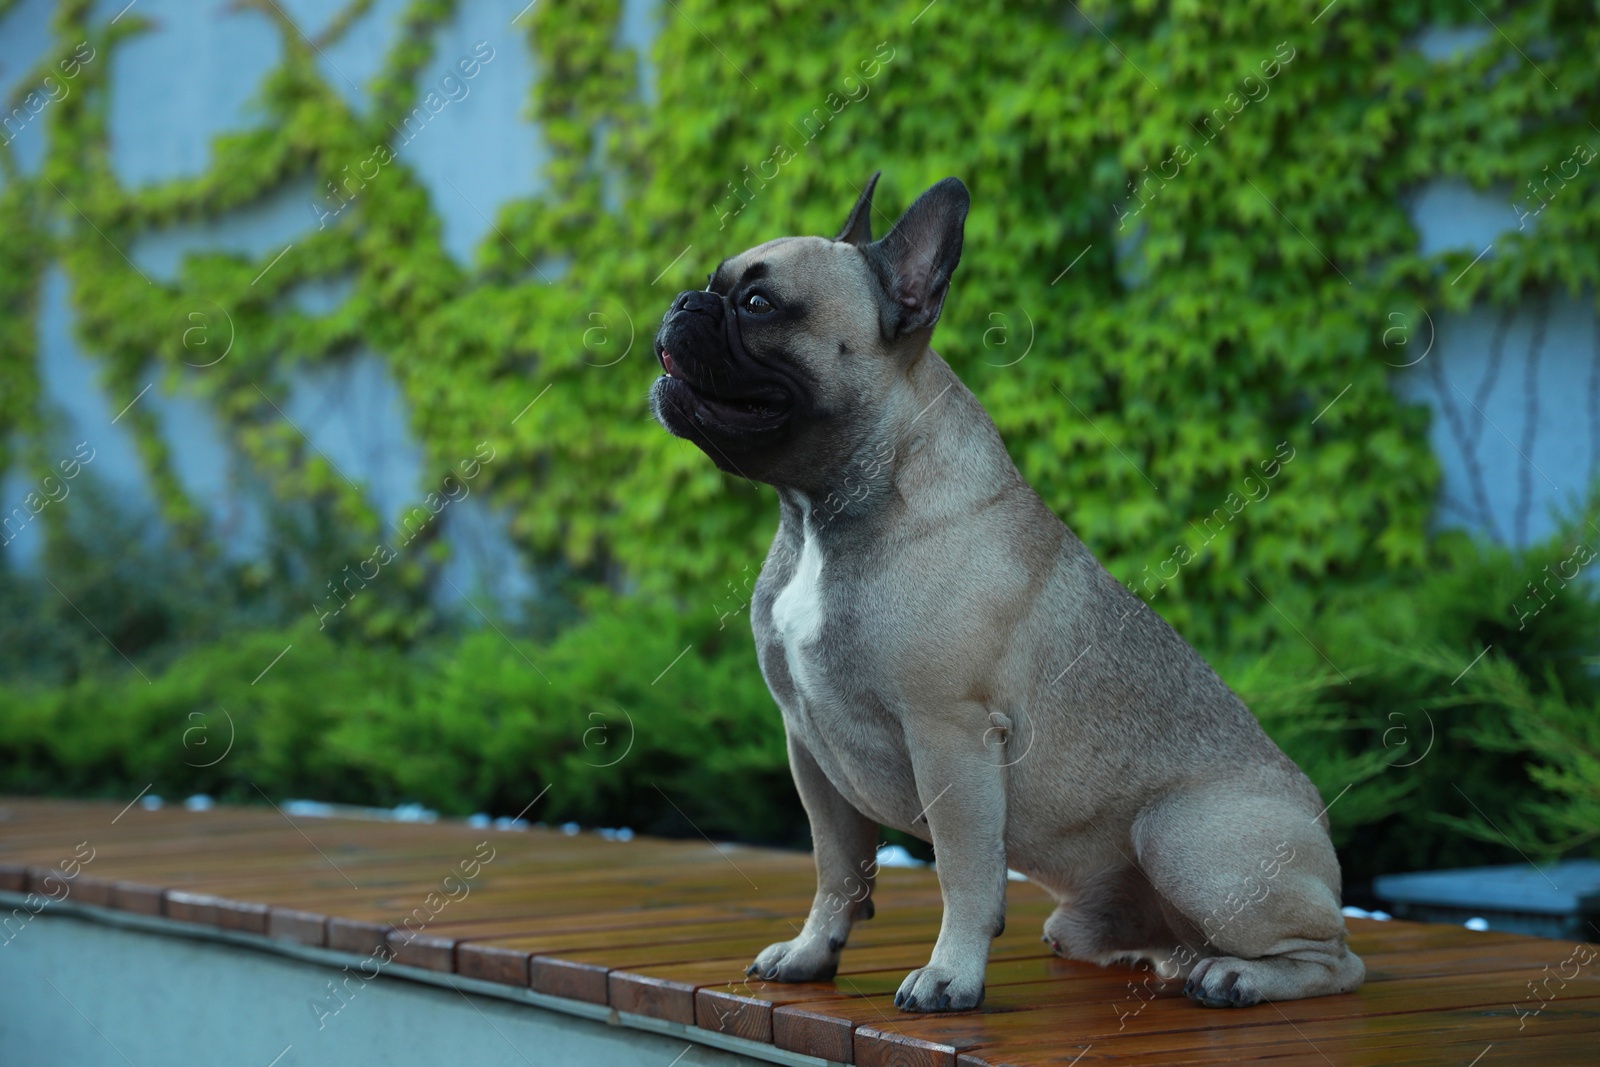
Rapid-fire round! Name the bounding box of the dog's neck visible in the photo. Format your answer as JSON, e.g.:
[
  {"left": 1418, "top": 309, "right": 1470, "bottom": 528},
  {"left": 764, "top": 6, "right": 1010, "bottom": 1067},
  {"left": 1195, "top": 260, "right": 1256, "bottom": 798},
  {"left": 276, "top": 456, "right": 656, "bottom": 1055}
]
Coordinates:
[{"left": 774, "top": 349, "right": 1022, "bottom": 538}]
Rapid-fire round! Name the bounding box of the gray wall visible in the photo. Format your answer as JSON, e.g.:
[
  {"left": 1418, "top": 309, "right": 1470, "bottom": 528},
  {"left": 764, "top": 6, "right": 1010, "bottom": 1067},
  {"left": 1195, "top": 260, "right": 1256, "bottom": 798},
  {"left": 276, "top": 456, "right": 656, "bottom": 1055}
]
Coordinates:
[
  {"left": 1401, "top": 168, "right": 1599, "bottom": 548},
  {"left": 0, "top": 905, "right": 778, "bottom": 1067}
]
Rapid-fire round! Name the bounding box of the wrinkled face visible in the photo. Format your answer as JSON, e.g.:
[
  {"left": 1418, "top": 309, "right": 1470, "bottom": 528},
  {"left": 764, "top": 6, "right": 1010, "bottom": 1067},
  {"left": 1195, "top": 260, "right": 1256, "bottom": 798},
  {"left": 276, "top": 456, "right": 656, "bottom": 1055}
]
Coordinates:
[
  {"left": 650, "top": 236, "right": 896, "bottom": 485},
  {"left": 651, "top": 174, "right": 970, "bottom": 487}
]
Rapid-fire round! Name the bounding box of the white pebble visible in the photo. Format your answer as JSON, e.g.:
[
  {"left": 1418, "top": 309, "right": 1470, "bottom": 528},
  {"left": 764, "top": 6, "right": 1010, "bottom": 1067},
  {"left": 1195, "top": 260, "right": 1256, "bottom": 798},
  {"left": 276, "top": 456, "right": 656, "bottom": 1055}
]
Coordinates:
[{"left": 874, "top": 844, "right": 925, "bottom": 869}]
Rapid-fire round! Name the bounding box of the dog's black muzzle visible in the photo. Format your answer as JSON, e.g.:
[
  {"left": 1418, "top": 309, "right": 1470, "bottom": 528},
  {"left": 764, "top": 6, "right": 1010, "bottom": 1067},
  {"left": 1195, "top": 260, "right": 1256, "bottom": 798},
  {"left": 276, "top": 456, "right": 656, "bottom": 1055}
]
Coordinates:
[
  {"left": 650, "top": 287, "right": 794, "bottom": 446},
  {"left": 656, "top": 290, "right": 729, "bottom": 380}
]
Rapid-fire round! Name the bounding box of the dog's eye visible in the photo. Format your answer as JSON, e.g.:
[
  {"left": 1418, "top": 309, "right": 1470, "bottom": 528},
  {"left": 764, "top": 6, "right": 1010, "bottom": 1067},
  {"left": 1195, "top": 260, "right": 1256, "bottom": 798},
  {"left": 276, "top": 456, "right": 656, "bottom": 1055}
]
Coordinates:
[{"left": 743, "top": 293, "right": 774, "bottom": 315}]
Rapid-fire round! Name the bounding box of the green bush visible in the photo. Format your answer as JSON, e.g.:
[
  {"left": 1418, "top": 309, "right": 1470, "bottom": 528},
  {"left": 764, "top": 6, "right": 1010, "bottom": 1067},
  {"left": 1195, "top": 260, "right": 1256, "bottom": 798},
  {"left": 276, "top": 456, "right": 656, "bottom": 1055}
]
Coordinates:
[
  {"left": 0, "top": 595, "right": 801, "bottom": 843},
  {"left": 1215, "top": 508, "right": 1600, "bottom": 881},
  {"left": 4, "top": 507, "right": 1598, "bottom": 882}
]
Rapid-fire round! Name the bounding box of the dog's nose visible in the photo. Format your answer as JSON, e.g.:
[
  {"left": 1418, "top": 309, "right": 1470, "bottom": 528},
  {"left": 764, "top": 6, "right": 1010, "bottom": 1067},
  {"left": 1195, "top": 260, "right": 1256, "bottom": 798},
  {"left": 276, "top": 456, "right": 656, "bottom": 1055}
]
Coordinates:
[{"left": 674, "top": 289, "right": 723, "bottom": 317}]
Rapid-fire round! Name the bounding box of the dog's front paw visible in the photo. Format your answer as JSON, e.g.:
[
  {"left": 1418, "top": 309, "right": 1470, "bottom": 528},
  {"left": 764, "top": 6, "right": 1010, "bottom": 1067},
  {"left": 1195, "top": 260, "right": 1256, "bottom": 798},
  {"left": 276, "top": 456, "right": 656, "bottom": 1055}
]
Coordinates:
[
  {"left": 746, "top": 936, "right": 838, "bottom": 983},
  {"left": 893, "top": 963, "right": 985, "bottom": 1012}
]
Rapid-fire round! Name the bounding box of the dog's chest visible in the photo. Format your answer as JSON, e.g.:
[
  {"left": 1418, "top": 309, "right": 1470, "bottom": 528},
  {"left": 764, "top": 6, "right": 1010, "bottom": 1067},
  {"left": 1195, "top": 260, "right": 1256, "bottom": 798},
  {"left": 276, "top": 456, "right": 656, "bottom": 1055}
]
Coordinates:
[
  {"left": 759, "top": 515, "right": 921, "bottom": 829},
  {"left": 767, "top": 513, "right": 862, "bottom": 709},
  {"left": 770, "top": 522, "right": 826, "bottom": 674}
]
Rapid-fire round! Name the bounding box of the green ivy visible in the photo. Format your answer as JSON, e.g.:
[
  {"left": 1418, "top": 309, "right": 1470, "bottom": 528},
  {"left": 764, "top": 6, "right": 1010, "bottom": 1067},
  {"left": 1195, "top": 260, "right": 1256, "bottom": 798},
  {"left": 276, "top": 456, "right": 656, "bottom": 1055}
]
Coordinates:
[{"left": 6, "top": 0, "right": 1596, "bottom": 622}]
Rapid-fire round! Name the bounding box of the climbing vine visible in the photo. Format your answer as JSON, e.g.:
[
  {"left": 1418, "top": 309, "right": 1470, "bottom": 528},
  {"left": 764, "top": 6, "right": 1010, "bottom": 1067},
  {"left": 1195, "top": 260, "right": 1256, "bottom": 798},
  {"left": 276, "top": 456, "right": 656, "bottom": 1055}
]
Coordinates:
[
  {"left": 1, "top": 0, "right": 1598, "bottom": 863},
  {"left": 3, "top": 0, "right": 1597, "bottom": 629}
]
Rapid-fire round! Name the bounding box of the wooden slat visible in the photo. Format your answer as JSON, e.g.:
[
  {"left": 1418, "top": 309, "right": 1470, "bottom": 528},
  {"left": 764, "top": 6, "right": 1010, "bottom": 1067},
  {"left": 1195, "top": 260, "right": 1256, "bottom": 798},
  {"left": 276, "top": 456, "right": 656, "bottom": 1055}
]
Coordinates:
[
  {"left": 996, "top": 1005, "right": 1600, "bottom": 1067},
  {"left": 696, "top": 954, "right": 1091, "bottom": 1047},
  {"left": 453, "top": 902, "right": 811, "bottom": 984},
  {"left": 851, "top": 967, "right": 1600, "bottom": 1067},
  {"left": 2, "top": 797, "right": 1595, "bottom": 1067}
]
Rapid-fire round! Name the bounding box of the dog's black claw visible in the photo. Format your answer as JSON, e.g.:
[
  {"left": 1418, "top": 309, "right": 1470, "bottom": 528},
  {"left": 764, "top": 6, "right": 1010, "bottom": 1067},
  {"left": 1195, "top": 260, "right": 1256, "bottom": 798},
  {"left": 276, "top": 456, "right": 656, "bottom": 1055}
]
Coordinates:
[
  {"left": 937, "top": 993, "right": 951, "bottom": 1010},
  {"left": 745, "top": 964, "right": 757, "bottom": 976},
  {"left": 893, "top": 992, "right": 905, "bottom": 1008}
]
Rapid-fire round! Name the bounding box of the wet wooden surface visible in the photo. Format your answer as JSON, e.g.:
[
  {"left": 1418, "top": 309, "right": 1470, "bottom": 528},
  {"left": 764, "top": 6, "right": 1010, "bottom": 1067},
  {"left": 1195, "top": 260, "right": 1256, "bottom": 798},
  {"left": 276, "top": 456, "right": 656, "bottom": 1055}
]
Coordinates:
[{"left": 2, "top": 797, "right": 1594, "bottom": 1065}]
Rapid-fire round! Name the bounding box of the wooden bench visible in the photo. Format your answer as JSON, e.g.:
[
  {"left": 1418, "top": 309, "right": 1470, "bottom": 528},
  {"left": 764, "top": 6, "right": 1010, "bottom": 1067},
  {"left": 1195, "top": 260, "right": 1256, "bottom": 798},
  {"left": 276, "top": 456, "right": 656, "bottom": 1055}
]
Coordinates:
[{"left": 2, "top": 797, "right": 1594, "bottom": 1065}]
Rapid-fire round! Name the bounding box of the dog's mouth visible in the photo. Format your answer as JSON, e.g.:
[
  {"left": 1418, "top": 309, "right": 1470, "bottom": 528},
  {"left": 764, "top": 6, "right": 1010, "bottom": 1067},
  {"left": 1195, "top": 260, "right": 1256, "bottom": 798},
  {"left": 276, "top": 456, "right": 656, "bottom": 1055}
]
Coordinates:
[{"left": 656, "top": 348, "right": 791, "bottom": 433}]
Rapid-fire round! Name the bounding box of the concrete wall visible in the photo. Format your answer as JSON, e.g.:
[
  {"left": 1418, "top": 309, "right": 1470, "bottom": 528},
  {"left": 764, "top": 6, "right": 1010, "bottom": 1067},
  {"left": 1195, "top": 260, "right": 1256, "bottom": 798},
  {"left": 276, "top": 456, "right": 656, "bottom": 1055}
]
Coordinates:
[
  {"left": 0, "top": 905, "right": 782, "bottom": 1067},
  {"left": 1400, "top": 172, "right": 1599, "bottom": 547}
]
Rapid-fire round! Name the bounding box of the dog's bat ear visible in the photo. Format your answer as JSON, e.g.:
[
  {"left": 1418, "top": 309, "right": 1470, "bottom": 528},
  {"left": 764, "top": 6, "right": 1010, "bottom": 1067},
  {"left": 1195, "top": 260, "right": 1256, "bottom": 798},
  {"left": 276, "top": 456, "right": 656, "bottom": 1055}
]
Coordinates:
[
  {"left": 869, "top": 176, "right": 969, "bottom": 336},
  {"left": 834, "top": 171, "right": 881, "bottom": 246}
]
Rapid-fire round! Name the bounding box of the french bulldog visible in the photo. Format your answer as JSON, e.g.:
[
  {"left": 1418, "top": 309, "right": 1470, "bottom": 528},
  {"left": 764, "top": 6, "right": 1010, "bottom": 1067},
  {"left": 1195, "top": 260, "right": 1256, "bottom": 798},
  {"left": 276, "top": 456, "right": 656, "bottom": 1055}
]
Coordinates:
[{"left": 649, "top": 173, "right": 1364, "bottom": 1012}]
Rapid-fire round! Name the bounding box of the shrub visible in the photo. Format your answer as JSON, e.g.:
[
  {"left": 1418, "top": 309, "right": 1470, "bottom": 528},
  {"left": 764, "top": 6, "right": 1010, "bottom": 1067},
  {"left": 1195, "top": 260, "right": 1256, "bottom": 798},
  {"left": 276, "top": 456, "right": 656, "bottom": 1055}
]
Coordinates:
[{"left": 4, "top": 512, "right": 1598, "bottom": 882}]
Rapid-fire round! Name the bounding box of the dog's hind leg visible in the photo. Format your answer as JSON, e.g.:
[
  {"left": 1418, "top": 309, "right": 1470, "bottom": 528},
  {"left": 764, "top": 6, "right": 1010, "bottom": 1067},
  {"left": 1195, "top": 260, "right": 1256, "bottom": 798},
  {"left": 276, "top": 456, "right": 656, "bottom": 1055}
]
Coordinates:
[
  {"left": 1132, "top": 782, "right": 1365, "bottom": 1007},
  {"left": 1041, "top": 864, "right": 1194, "bottom": 979}
]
